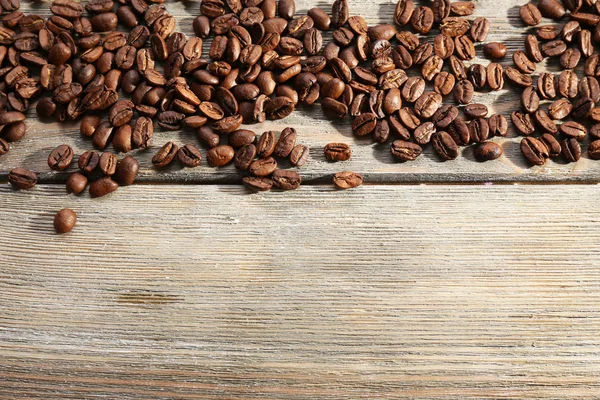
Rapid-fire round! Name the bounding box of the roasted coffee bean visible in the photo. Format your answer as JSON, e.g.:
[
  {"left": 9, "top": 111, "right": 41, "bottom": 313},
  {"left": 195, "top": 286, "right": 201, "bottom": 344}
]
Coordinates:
[
  {"left": 505, "top": 67, "right": 533, "bottom": 87},
  {"left": 0, "top": 111, "right": 25, "bottom": 126},
  {"left": 579, "top": 77, "right": 600, "bottom": 103},
  {"left": 352, "top": 113, "right": 377, "bottom": 136},
  {"left": 114, "top": 156, "right": 138, "bottom": 185},
  {"left": 432, "top": 104, "right": 458, "bottom": 129},
  {"left": 411, "top": 6, "right": 434, "bottom": 34},
  {"left": 48, "top": 144, "right": 74, "bottom": 171},
  {"left": 78, "top": 150, "right": 100, "bottom": 174},
  {"left": 451, "top": 1, "right": 475, "bottom": 15},
  {"left": 470, "top": 17, "right": 490, "bottom": 42},
  {"left": 333, "top": 171, "right": 363, "bottom": 189},
  {"left": 537, "top": 73, "right": 556, "bottom": 99},
  {"left": 290, "top": 144, "right": 309, "bottom": 166},
  {"left": 249, "top": 156, "right": 277, "bottom": 176},
  {"left": 414, "top": 91, "right": 441, "bottom": 118},
  {"left": 561, "top": 138, "right": 581, "bottom": 162},
  {"left": 271, "top": 169, "right": 301, "bottom": 190},
  {"left": 413, "top": 122, "right": 436, "bottom": 145},
  {"left": 540, "top": 133, "right": 562, "bottom": 158},
  {"left": 560, "top": 48, "right": 580, "bottom": 69},
  {"left": 324, "top": 142, "right": 351, "bottom": 161},
  {"left": 560, "top": 121, "right": 587, "bottom": 141},
  {"left": 331, "top": 0, "right": 349, "bottom": 27},
  {"left": 89, "top": 176, "right": 118, "bottom": 198},
  {"left": 421, "top": 55, "right": 443, "bottom": 81},
  {"left": 589, "top": 140, "right": 600, "bottom": 159},
  {"left": 520, "top": 3, "right": 542, "bottom": 26},
  {"left": 256, "top": 130, "right": 276, "bottom": 158},
  {"left": 454, "top": 35, "right": 475, "bottom": 60},
  {"left": 521, "top": 136, "right": 549, "bottom": 165},
  {"left": 0, "top": 138, "right": 9, "bottom": 156},
  {"left": 432, "top": 131, "right": 458, "bottom": 160},
  {"left": 234, "top": 144, "right": 256, "bottom": 170},
  {"left": 207, "top": 145, "right": 235, "bottom": 167},
  {"left": 571, "top": 96, "right": 593, "bottom": 119},
  {"left": 513, "top": 51, "right": 536, "bottom": 74},
  {"left": 474, "top": 142, "right": 502, "bottom": 162},
  {"left": 66, "top": 172, "right": 88, "bottom": 195},
  {"left": 453, "top": 80, "right": 474, "bottom": 104},
  {"left": 152, "top": 141, "right": 178, "bottom": 168},
  {"left": 265, "top": 96, "right": 295, "bottom": 119},
  {"left": 533, "top": 110, "right": 557, "bottom": 134},
  {"left": 1, "top": 120, "right": 26, "bottom": 142},
  {"left": 228, "top": 129, "right": 256, "bottom": 149},
  {"left": 243, "top": 176, "right": 273, "bottom": 191},
  {"left": 274, "top": 127, "right": 296, "bottom": 158},
  {"left": 8, "top": 167, "right": 37, "bottom": 189},
  {"left": 54, "top": 209, "right": 77, "bottom": 234},
  {"left": 468, "top": 64, "right": 486, "bottom": 89},
  {"left": 521, "top": 86, "right": 540, "bottom": 113},
  {"left": 132, "top": 116, "right": 153, "bottom": 149},
  {"left": 511, "top": 111, "right": 535, "bottom": 136},
  {"left": 440, "top": 17, "right": 469, "bottom": 37},
  {"left": 394, "top": 0, "right": 415, "bottom": 26},
  {"left": 390, "top": 140, "right": 422, "bottom": 161},
  {"left": 483, "top": 42, "right": 506, "bottom": 59},
  {"left": 98, "top": 151, "right": 117, "bottom": 176},
  {"left": 399, "top": 107, "right": 421, "bottom": 130},
  {"left": 487, "top": 114, "right": 508, "bottom": 137},
  {"left": 308, "top": 8, "right": 331, "bottom": 30},
  {"left": 541, "top": 39, "right": 567, "bottom": 57},
  {"left": 524, "top": 35, "right": 543, "bottom": 62},
  {"left": 177, "top": 144, "right": 202, "bottom": 167},
  {"left": 448, "top": 55, "right": 467, "bottom": 81},
  {"left": 487, "top": 63, "right": 504, "bottom": 90},
  {"left": 464, "top": 103, "right": 488, "bottom": 119},
  {"left": 401, "top": 76, "right": 425, "bottom": 102},
  {"left": 548, "top": 98, "right": 572, "bottom": 120},
  {"left": 157, "top": 111, "right": 184, "bottom": 130},
  {"left": 468, "top": 118, "right": 489, "bottom": 143}
]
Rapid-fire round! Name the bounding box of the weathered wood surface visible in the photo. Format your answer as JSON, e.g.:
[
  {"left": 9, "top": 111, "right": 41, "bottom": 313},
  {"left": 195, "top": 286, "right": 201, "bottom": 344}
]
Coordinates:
[
  {"left": 1, "top": 0, "right": 599, "bottom": 183},
  {"left": 2, "top": 184, "right": 600, "bottom": 398}
]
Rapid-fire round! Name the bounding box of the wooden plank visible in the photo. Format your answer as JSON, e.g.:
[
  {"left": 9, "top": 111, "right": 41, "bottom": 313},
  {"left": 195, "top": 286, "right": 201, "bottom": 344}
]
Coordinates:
[
  {"left": 2, "top": 0, "right": 599, "bottom": 183},
  {"left": 2, "top": 184, "right": 600, "bottom": 398}
]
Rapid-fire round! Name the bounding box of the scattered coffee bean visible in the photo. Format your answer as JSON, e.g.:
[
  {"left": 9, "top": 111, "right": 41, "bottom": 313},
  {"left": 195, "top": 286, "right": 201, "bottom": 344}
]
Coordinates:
[{"left": 54, "top": 208, "right": 77, "bottom": 234}]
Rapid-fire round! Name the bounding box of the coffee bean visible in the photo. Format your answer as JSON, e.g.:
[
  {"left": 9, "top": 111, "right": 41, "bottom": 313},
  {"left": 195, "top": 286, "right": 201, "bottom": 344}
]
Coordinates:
[
  {"left": 513, "top": 50, "right": 536, "bottom": 74},
  {"left": 541, "top": 39, "right": 567, "bottom": 57},
  {"left": 453, "top": 80, "right": 474, "bottom": 104},
  {"left": 511, "top": 111, "right": 535, "bottom": 135},
  {"left": 520, "top": 4, "right": 542, "bottom": 26},
  {"left": 483, "top": 42, "right": 506, "bottom": 59},
  {"left": 411, "top": 6, "right": 434, "bottom": 34},
  {"left": 521, "top": 136, "right": 549, "bottom": 165},
  {"left": 249, "top": 156, "right": 277, "bottom": 176},
  {"left": 432, "top": 104, "right": 458, "bottom": 129},
  {"left": 468, "top": 118, "right": 489, "bottom": 143},
  {"left": 394, "top": 0, "right": 415, "bottom": 26},
  {"left": 505, "top": 66, "right": 533, "bottom": 87},
  {"left": 132, "top": 116, "right": 153, "bottom": 149},
  {"left": 332, "top": 0, "right": 349, "bottom": 27},
  {"left": 152, "top": 141, "right": 178, "bottom": 168},
  {"left": 571, "top": 96, "right": 593, "bottom": 119},
  {"left": 560, "top": 121, "right": 587, "bottom": 141},
  {"left": 432, "top": 131, "right": 458, "bottom": 160},
  {"left": 521, "top": 86, "right": 540, "bottom": 113},
  {"left": 8, "top": 167, "right": 37, "bottom": 189},
  {"left": 243, "top": 176, "right": 273, "bottom": 191},
  {"left": 54, "top": 208, "right": 77, "bottom": 234},
  {"left": 2, "top": 121, "right": 26, "bottom": 142},
  {"left": 470, "top": 17, "right": 490, "bottom": 42},
  {"left": 290, "top": 144, "right": 309, "bottom": 166},
  {"left": 272, "top": 169, "right": 301, "bottom": 190},
  {"left": 414, "top": 91, "right": 441, "bottom": 118},
  {"left": 448, "top": 119, "right": 471, "bottom": 146},
  {"left": 352, "top": 113, "right": 377, "bottom": 136},
  {"left": 89, "top": 176, "right": 118, "bottom": 198},
  {"left": 390, "top": 140, "right": 422, "bottom": 161},
  {"left": 65, "top": 172, "right": 88, "bottom": 195},
  {"left": 333, "top": 171, "right": 363, "bottom": 189},
  {"left": 324, "top": 143, "right": 351, "bottom": 161},
  {"left": 48, "top": 144, "right": 74, "bottom": 171},
  {"left": 454, "top": 35, "right": 475, "bottom": 60},
  {"left": 175, "top": 144, "right": 202, "bottom": 167},
  {"left": 562, "top": 138, "right": 581, "bottom": 162},
  {"left": 548, "top": 98, "right": 572, "bottom": 120},
  {"left": 474, "top": 142, "right": 502, "bottom": 161},
  {"left": 207, "top": 145, "right": 235, "bottom": 167},
  {"left": 0, "top": 111, "right": 25, "bottom": 125},
  {"left": 98, "top": 151, "right": 117, "bottom": 176},
  {"left": 589, "top": 140, "right": 600, "bottom": 159},
  {"left": 274, "top": 127, "right": 296, "bottom": 158},
  {"left": 540, "top": 133, "right": 562, "bottom": 158},
  {"left": 538, "top": 0, "right": 565, "bottom": 19},
  {"left": 0, "top": 138, "right": 10, "bottom": 156},
  {"left": 487, "top": 63, "right": 504, "bottom": 90},
  {"left": 464, "top": 103, "right": 488, "bottom": 119}
]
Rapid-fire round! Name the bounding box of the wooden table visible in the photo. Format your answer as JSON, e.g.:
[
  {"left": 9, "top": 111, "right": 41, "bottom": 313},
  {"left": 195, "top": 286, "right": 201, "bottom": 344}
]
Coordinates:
[{"left": 3, "top": 0, "right": 600, "bottom": 397}]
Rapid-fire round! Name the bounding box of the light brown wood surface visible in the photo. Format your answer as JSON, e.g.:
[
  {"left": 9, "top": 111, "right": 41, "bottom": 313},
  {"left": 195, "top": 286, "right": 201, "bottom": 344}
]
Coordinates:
[
  {"left": 2, "top": 184, "right": 600, "bottom": 399},
  {"left": 3, "top": 0, "right": 600, "bottom": 398},
  {"left": 1, "top": 0, "right": 598, "bottom": 183}
]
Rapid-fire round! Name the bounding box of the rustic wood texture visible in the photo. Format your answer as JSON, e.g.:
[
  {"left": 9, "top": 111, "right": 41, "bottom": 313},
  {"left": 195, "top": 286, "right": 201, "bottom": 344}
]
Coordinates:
[
  {"left": 2, "top": 184, "right": 600, "bottom": 398},
  {"left": 1, "top": 0, "right": 598, "bottom": 183}
]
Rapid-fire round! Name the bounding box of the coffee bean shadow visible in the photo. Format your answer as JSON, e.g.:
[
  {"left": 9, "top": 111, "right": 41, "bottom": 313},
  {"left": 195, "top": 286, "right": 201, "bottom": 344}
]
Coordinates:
[
  {"left": 501, "top": 139, "right": 531, "bottom": 169},
  {"left": 24, "top": 209, "right": 57, "bottom": 235},
  {"left": 507, "top": 5, "right": 525, "bottom": 29}
]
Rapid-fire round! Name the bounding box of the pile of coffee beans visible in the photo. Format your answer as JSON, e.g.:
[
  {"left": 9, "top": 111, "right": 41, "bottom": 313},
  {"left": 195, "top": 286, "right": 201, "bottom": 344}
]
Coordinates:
[
  {"left": 5, "top": 0, "right": 600, "bottom": 231},
  {"left": 514, "top": 0, "right": 600, "bottom": 165}
]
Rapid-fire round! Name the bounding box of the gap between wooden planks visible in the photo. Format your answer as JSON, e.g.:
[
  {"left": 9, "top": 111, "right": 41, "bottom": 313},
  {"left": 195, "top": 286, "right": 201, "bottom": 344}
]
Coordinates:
[{"left": 1, "top": 0, "right": 599, "bottom": 184}]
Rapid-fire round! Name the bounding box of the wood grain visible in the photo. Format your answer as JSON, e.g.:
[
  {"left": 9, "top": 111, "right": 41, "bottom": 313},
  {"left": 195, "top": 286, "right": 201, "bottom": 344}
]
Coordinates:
[
  {"left": 2, "top": 184, "right": 600, "bottom": 398},
  {"left": 1, "top": 0, "right": 598, "bottom": 183}
]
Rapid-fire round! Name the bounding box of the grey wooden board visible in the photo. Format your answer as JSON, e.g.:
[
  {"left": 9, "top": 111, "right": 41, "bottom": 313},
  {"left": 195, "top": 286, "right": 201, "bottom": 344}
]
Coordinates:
[
  {"left": 2, "top": 0, "right": 600, "bottom": 183},
  {"left": 2, "top": 184, "right": 600, "bottom": 398}
]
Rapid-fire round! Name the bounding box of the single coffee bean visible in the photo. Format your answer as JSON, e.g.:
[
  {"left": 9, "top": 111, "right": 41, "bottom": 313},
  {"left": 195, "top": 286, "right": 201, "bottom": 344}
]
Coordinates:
[
  {"left": 548, "top": 98, "right": 572, "bottom": 120},
  {"left": 390, "top": 140, "right": 422, "bottom": 161},
  {"left": 53, "top": 208, "right": 77, "bottom": 234},
  {"left": 487, "top": 63, "right": 504, "bottom": 90},
  {"left": 521, "top": 136, "right": 549, "bottom": 165},
  {"left": 533, "top": 110, "right": 558, "bottom": 135},
  {"left": 483, "top": 42, "right": 506, "bottom": 59},
  {"left": 561, "top": 138, "right": 581, "bottom": 162},
  {"left": 538, "top": 0, "right": 565, "bottom": 19},
  {"left": 0, "top": 138, "right": 10, "bottom": 156},
  {"left": 432, "top": 104, "right": 458, "bottom": 129},
  {"left": 249, "top": 156, "right": 278, "bottom": 176},
  {"left": 411, "top": 6, "right": 434, "bottom": 34},
  {"left": 48, "top": 144, "right": 74, "bottom": 171},
  {"left": 520, "top": 4, "right": 542, "bottom": 26},
  {"left": 511, "top": 111, "right": 535, "bottom": 136},
  {"left": 468, "top": 118, "right": 490, "bottom": 143},
  {"left": 274, "top": 127, "right": 296, "bottom": 158},
  {"left": 414, "top": 91, "right": 442, "bottom": 118},
  {"left": 177, "top": 144, "right": 202, "bottom": 167},
  {"left": 207, "top": 145, "right": 235, "bottom": 167},
  {"left": 243, "top": 176, "right": 273, "bottom": 191},
  {"left": 540, "top": 133, "right": 562, "bottom": 158},
  {"left": 333, "top": 171, "right": 363, "bottom": 189},
  {"left": 112, "top": 156, "right": 138, "bottom": 186},
  {"left": 152, "top": 141, "right": 178, "bottom": 168},
  {"left": 560, "top": 121, "right": 587, "bottom": 141},
  {"left": 464, "top": 103, "right": 488, "bottom": 119},
  {"left": 521, "top": 86, "right": 540, "bottom": 113},
  {"left": 413, "top": 122, "right": 436, "bottom": 145},
  {"left": 8, "top": 167, "right": 37, "bottom": 189},
  {"left": 589, "top": 140, "right": 600, "bottom": 159},
  {"left": 324, "top": 142, "right": 351, "bottom": 161},
  {"left": 487, "top": 114, "right": 508, "bottom": 137},
  {"left": 474, "top": 142, "right": 502, "bottom": 161},
  {"left": 352, "top": 113, "right": 377, "bottom": 136},
  {"left": 272, "top": 169, "right": 301, "bottom": 190},
  {"left": 65, "top": 172, "right": 88, "bottom": 195},
  {"left": 98, "top": 152, "right": 117, "bottom": 176},
  {"left": 505, "top": 66, "right": 533, "bottom": 87},
  {"left": 470, "top": 17, "right": 490, "bottom": 42},
  {"left": 571, "top": 96, "right": 593, "bottom": 119},
  {"left": 290, "top": 144, "right": 309, "bottom": 166},
  {"left": 453, "top": 80, "right": 474, "bottom": 104},
  {"left": 0, "top": 111, "right": 25, "bottom": 126},
  {"left": 513, "top": 50, "right": 536, "bottom": 74},
  {"left": 432, "top": 131, "right": 458, "bottom": 160},
  {"left": 541, "top": 39, "right": 567, "bottom": 57},
  {"left": 525, "top": 34, "right": 543, "bottom": 62},
  {"left": 256, "top": 131, "right": 276, "bottom": 158},
  {"left": 331, "top": 0, "right": 349, "bottom": 27},
  {"left": 2, "top": 121, "right": 26, "bottom": 142},
  {"left": 89, "top": 176, "right": 118, "bottom": 198}
]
